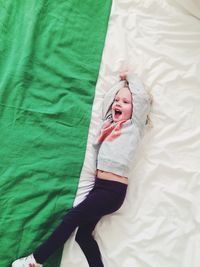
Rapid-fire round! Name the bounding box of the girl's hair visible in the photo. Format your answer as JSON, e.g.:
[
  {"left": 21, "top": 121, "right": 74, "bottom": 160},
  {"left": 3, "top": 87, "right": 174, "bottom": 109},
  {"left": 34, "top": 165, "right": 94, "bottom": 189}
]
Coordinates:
[
  {"left": 124, "top": 80, "right": 129, "bottom": 88},
  {"left": 146, "top": 93, "right": 153, "bottom": 127}
]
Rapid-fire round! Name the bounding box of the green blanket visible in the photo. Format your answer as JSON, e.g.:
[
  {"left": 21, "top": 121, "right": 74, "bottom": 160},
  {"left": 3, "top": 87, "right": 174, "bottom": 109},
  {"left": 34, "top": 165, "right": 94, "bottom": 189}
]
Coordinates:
[{"left": 0, "top": 1, "right": 111, "bottom": 266}]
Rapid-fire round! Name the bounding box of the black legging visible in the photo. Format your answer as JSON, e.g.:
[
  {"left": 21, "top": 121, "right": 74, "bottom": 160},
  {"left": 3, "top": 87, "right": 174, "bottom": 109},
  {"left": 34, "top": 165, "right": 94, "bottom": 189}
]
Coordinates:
[{"left": 33, "top": 178, "right": 127, "bottom": 267}]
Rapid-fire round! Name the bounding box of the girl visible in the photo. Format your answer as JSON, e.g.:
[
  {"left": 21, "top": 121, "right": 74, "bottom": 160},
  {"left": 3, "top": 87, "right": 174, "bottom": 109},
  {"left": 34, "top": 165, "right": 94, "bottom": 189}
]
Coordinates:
[{"left": 12, "top": 73, "right": 151, "bottom": 267}]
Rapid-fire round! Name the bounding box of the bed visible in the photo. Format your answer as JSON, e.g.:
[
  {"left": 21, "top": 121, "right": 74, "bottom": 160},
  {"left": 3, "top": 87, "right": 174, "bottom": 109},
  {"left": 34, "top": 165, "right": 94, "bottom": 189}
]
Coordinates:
[{"left": 61, "top": 1, "right": 200, "bottom": 267}]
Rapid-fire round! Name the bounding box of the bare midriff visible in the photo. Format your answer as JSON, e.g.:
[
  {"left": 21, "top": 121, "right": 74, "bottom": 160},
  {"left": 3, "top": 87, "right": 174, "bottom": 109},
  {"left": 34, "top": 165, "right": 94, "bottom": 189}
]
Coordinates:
[{"left": 96, "top": 169, "right": 128, "bottom": 185}]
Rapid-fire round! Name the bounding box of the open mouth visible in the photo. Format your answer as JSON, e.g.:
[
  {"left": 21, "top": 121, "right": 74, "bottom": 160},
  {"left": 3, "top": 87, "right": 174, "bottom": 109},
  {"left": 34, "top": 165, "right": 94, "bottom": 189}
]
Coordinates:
[{"left": 114, "top": 109, "right": 122, "bottom": 119}]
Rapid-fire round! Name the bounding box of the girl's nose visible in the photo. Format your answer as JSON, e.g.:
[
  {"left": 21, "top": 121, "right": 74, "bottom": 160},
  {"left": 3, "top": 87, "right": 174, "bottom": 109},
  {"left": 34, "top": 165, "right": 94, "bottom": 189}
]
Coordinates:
[{"left": 116, "top": 103, "right": 121, "bottom": 107}]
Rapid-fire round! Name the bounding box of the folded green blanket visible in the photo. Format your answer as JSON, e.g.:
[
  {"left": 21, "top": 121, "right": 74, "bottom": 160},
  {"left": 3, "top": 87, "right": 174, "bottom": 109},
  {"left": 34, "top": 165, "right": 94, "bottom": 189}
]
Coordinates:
[{"left": 0, "top": 1, "right": 111, "bottom": 266}]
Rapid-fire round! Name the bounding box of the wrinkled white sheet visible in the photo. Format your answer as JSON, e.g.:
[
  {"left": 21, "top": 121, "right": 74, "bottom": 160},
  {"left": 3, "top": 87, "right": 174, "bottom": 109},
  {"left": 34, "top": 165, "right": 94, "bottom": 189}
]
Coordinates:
[{"left": 61, "top": 1, "right": 200, "bottom": 266}]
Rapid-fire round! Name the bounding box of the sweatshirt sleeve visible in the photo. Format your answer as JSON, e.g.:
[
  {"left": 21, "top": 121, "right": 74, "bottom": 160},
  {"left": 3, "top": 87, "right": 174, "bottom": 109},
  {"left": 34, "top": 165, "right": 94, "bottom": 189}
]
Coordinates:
[{"left": 128, "top": 74, "right": 151, "bottom": 136}]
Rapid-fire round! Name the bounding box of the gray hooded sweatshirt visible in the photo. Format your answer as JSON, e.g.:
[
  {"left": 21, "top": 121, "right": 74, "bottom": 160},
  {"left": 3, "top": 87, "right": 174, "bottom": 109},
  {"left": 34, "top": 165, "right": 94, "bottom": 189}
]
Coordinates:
[{"left": 94, "top": 74, "right": 151, "bottom": 177}]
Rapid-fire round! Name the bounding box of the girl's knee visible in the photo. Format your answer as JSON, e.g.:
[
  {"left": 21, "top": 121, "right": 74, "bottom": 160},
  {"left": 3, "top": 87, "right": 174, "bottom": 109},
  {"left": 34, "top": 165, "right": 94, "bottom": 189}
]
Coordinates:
[{"left": 75, "top": 229, "right": 93, "bottom": 245}]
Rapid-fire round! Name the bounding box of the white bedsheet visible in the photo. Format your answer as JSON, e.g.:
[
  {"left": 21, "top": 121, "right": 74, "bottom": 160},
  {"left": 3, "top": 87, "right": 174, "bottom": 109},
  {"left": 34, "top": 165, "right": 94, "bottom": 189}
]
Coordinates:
[{"left": 61, "top": 1, "right": 200, "bottom": 266}]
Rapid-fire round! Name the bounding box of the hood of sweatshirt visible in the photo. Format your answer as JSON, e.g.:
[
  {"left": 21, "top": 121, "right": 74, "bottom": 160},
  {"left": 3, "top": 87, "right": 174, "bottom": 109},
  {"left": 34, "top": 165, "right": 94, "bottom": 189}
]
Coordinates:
[{"left": 102, "top": 74, "right": 151, "bottom": 133}]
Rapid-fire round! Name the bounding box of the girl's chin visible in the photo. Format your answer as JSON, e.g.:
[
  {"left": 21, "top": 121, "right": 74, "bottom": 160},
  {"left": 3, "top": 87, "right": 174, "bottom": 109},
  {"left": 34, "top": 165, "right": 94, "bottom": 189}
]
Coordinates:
[{"left": 113, "top": 117, "right": 122, "bottom": 122}]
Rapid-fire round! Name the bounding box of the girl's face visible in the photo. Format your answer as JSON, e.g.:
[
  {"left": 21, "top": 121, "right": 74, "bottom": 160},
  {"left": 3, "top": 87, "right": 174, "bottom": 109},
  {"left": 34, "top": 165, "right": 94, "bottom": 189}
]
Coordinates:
[{"left": 111, "top": 87, "right": 133, "bottom": 122}]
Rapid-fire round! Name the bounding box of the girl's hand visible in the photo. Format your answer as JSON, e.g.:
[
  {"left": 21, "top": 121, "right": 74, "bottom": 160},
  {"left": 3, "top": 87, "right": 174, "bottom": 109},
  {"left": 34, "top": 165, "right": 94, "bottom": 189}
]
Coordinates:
[{"left": 119, "top": 71, "right": 128, "bottom": 81}]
